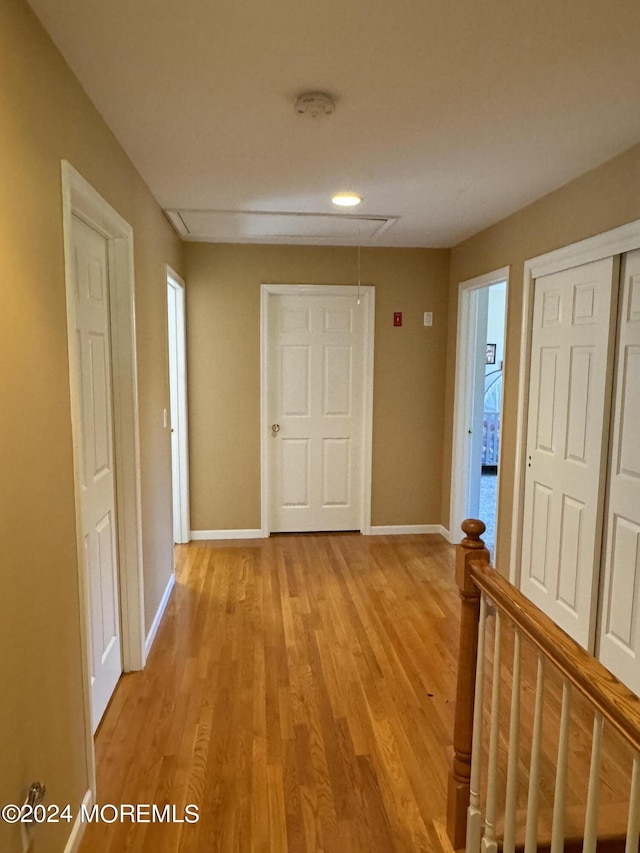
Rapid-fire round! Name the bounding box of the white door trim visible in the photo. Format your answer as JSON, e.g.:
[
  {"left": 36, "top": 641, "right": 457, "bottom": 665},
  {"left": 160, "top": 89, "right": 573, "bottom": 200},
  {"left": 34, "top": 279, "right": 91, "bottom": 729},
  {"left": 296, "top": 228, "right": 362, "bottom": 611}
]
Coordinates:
[
  {"left": 166, "top": 266, "right": 191, "bottom": 544},
  {"left": 510, "top": 216, "right": 640, "bottom": 587},
  {"left": 260, "top": 283, "right": 375, "bottom": 536},
  {"left": 61, "top": 161, "right": 145, "bottom": 792},
  {"left": 450, "top": 267, "right": 509, "bottom": 561}
]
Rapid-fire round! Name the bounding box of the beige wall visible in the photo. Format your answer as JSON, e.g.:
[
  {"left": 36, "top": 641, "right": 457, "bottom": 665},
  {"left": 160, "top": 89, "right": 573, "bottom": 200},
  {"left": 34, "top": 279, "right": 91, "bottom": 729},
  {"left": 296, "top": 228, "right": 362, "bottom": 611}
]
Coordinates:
[
  {"left": 0, "top": 2, "right": 183, "bottom": 851},
  {"left": 444, "top": 142, "right": 640, "bottom": 571},
  {"left": 185, "top": 243, "right": 450, "bottom": 531}
]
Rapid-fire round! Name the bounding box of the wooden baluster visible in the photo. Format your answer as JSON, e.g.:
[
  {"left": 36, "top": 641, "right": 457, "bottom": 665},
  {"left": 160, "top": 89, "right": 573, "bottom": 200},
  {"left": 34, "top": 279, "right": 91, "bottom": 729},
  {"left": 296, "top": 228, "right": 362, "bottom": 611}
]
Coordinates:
[
  {"left": 625, "top": 753, "right": 640, "bottom": 853},
  {"left": 447, "top": 519, "right": 490, "bottom": 851},
  {"left": 524, "top": 653, "right": 545, "bottom": 853},
  {"left": 550, "top": 678, "right": 572, "bottom": 853},
  {"left": 481, "top": 609, "right": 502, "bottom": 853},
  {"left": 502, "top": 628, "right": 521, "bottom": 853},
  {"left": 468, "top": 594, "right": 488, "bottom": 851},
  {"left": 583, "top": 712, "right": 604, "bottom": 853}
]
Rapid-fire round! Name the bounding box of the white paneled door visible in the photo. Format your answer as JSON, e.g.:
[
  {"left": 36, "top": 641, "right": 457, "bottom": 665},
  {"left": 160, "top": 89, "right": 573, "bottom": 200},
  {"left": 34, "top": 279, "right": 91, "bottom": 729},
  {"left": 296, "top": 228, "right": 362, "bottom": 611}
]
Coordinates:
[
  {"left": 167, "top": 272, "right": 190, "bottom": 544},
  {"left": 268, "top": 291, "right": 366, "bottom": 532},
  {"left": 72, "top": 214, "right": 122, "bottom": 731},
  {"left": 167, "top": 281, "right": 181, "bottom": 541},
  {"left": 520, "top": 257, "right": 618, "bottom": 649},
  {"left": 598, "top": 249, "right": 640, "bottom": 692}
]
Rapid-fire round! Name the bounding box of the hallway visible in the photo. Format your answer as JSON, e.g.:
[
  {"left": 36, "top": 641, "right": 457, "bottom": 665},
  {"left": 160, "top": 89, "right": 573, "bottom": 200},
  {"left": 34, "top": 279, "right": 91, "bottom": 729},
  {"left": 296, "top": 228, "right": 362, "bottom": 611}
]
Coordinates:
[{"left": 80, "top": 534, "right": 459, "bottom": 852}]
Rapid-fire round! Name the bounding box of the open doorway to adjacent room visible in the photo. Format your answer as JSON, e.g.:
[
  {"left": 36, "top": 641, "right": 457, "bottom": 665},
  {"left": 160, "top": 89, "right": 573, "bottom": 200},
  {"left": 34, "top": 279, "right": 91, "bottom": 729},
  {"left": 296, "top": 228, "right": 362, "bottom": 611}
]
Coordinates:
[{"left": 451, "top": 268, "right": 508, "bottom": 562}]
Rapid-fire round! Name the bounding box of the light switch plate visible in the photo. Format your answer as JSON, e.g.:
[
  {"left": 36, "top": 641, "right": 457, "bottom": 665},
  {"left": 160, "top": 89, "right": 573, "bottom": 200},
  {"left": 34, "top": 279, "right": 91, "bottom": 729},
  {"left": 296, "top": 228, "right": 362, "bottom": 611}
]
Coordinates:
[{"left": 424, "top": 312, "right": 433, "bottom": 326}]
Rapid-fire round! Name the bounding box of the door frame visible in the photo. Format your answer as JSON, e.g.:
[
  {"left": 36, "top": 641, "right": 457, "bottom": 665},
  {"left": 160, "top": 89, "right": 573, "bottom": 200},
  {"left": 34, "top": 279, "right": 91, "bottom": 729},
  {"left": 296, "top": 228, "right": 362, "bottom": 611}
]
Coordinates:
[
  {"left": 510, "top": 216, "right": 640, "bottom": 587},
  {"left": 260, "top": 283, "right": 375, "bottom": 536},
  {"left": 61, "top": 161, "right": 146, "bottom": 791},
  {"left": 450, "top": 267, "right": 509, "bottom": 564},
  {"left": 166, "top": 266, "right": 191, "bottom": 544}
]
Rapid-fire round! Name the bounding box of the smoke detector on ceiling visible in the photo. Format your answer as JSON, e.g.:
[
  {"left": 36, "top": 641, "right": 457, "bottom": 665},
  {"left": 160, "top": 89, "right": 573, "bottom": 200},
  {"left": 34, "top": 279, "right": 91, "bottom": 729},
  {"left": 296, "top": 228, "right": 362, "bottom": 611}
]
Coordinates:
[{"left": 295, "top": 92, "right": 335, "bottom": 118}]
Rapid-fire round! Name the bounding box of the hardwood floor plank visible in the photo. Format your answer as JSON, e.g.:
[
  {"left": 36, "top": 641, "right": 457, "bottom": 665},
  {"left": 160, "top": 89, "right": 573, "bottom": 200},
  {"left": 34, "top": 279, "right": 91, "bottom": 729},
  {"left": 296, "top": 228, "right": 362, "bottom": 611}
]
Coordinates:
[{"left": 78, "top": 532, "right": 633, "bottom": 852}]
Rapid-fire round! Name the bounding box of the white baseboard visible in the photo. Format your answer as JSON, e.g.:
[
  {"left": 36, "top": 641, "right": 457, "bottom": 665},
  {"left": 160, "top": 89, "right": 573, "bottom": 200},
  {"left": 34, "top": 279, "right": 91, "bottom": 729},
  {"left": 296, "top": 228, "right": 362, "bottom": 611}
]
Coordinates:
[
  {"left": 63, "top": 789, "right": 93, "bottom": 853},
  {"left": 190, "top": 526, "right": 453, "bottom": 540},
  {"left": 190, "top": 528, "right": 267, "bottom": 540},
  {"left": 144, "top": 572, "right": 175, "bottom": 659},
  {"left": 439, "top": 526, "right": 453, "bottom": 543},
  {"left": 367, "top": 524, "right": 450, "bottom": 537}
]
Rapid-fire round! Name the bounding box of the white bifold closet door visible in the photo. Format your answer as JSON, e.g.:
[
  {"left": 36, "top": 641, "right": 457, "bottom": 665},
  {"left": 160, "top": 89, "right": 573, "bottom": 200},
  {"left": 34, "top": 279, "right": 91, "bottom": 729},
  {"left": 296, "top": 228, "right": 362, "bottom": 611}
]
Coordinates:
[
  {"left": 597, "top": 249, "right": 640, "bottom": 694},
  {"left": 520, "top": 257, "right": 618, "bottom": 650}
]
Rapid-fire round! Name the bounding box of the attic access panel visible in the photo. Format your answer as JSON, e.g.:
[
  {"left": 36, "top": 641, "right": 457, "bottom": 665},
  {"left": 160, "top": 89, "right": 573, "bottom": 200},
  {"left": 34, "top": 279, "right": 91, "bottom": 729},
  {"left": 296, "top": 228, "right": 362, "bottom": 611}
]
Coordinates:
[{"left": 166, "top": 209, "right": 398, "bottom": 244}]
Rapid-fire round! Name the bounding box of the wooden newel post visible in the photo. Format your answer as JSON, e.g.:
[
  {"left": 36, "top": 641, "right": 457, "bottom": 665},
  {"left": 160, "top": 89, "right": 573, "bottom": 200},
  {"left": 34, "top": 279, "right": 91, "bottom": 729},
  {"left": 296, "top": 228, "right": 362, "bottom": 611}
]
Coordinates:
[{"left": 447, "top": 518, "right": 490, "bottom": 850}]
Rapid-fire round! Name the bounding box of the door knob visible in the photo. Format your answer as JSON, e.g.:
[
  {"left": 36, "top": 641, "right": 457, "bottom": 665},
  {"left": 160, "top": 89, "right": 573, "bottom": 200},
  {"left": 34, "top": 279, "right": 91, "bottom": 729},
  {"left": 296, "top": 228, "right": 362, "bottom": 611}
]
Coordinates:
[{"left": 271, "top": 423, "right": 280, "bottom": 433}]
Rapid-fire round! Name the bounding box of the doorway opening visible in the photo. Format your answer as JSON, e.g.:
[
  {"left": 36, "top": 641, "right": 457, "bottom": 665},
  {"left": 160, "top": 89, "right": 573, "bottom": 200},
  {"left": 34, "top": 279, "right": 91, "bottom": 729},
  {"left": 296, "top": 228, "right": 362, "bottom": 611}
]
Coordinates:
[
  {"left": 166, "top": 267, "right": 190, "bottom": 544},
  {"left": 61, "top": 161, "right": 145, "bottom": 790},
  {"left": 451, "top": 268, "right": 508, "bottom": 562}
]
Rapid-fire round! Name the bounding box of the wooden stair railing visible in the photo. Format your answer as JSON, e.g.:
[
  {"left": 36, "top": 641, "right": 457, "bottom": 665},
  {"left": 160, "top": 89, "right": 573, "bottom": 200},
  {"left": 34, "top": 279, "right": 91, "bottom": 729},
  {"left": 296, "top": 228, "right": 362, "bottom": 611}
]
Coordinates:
[{"left": 447, "top": 519, "right": 640, "bottom": 853}]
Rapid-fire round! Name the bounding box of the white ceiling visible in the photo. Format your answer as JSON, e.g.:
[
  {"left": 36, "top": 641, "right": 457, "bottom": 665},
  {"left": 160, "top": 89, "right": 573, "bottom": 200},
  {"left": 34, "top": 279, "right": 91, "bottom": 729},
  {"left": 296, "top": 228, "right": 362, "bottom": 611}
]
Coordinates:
[{"left": 28, "top": 0, "right": 640, "bottom": 247}]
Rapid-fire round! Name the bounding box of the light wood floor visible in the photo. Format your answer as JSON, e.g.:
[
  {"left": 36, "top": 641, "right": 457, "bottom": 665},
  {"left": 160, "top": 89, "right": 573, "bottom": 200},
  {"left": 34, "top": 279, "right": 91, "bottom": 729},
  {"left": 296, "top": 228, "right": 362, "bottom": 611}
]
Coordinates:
[
  {"left": 79, "top": 533, "right": 635, "bottom": 852},
  {"left": 79, "top": 533, "right": 459, "bottom": 852}
]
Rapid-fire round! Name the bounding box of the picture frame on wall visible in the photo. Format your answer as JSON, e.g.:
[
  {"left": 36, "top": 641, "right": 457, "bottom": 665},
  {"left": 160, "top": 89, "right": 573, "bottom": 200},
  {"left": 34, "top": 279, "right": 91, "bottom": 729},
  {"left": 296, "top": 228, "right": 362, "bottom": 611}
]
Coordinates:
[{"left": 486, "top": 343, "right": 496, "bottom": 365}]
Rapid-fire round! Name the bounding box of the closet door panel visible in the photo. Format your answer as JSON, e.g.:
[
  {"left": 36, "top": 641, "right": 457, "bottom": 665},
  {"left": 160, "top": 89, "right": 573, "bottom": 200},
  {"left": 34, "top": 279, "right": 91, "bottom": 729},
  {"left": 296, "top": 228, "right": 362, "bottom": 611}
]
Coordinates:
[
  {"left": 598, "top": 250, "right": 640, "bottom": 693},
  {"left": 520, "top": 257, "right": 618, "bottom": 649}
]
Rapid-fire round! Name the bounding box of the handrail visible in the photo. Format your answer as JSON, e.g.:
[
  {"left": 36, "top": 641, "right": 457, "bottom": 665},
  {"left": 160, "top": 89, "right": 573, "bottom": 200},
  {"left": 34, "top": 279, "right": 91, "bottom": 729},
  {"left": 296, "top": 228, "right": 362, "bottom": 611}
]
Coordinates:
[
  {"left": 469, "top": 558, "right": 640, "bottom": 756},
  {"left": 447, "top": 518, "right": 640, "bottom": 851}
]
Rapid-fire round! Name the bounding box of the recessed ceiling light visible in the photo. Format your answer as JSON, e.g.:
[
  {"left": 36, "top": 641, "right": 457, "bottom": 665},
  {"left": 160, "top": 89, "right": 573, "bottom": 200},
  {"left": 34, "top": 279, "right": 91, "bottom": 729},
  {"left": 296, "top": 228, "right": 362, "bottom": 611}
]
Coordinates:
[{"left": 332, "top": 192, "right": 362, "bottom": 207}]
